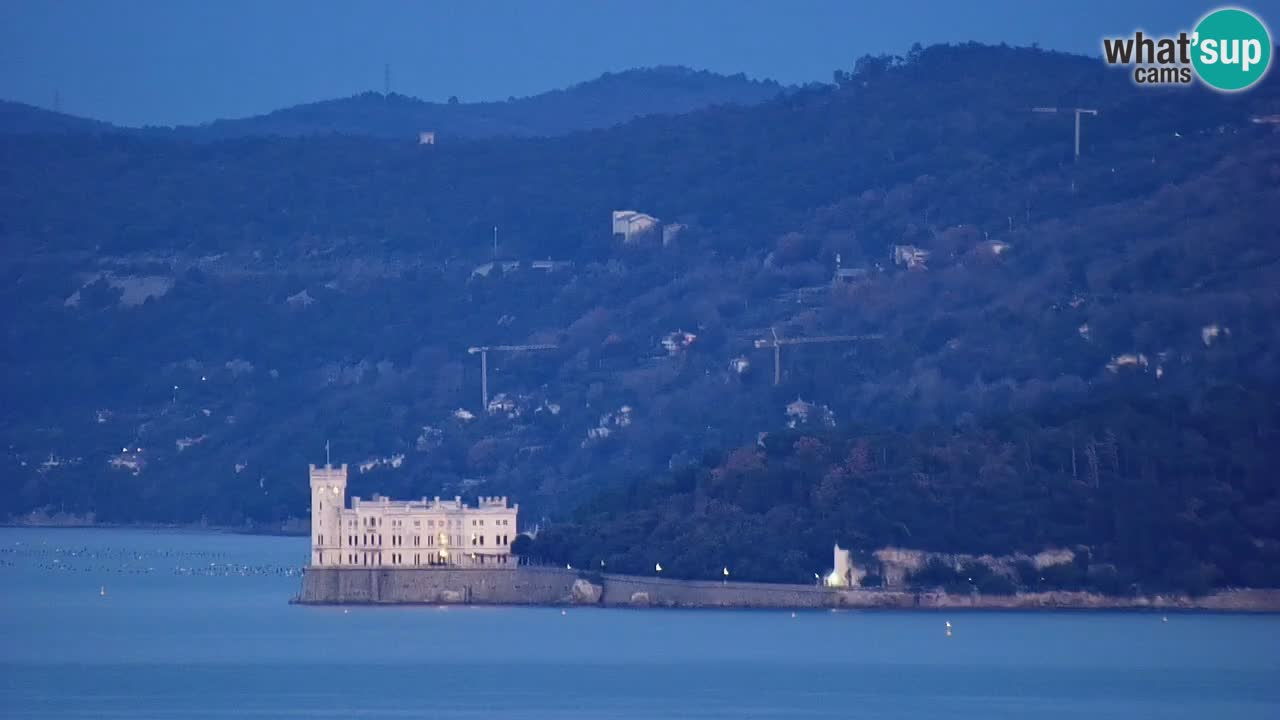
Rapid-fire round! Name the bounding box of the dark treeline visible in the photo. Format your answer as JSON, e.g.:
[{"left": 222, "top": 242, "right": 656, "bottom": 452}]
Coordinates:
[{"left": 527, "top": 381, "right": 1280, "bottom": 594}]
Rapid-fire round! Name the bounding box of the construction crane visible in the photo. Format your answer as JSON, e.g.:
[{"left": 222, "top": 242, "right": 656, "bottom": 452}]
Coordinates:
[
  {"left": 467, "top": 344, "right": 557, "bottom": 409},
  {"left": 754, "top": 328, "right": 882, "bottom": 386},
  {"left": 1031, "top": 107, "right": 1099, "bottom": 161}
]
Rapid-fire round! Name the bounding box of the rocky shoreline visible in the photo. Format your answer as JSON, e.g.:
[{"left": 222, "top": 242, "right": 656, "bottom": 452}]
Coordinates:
[{"left": 2, "top": 512, "right": 308, "bottom": 536}]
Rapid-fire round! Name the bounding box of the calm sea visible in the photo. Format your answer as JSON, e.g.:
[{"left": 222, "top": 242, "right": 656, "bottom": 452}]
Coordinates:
[{"left": 1, "top": 527, "right": 1277, "bottom": 719}]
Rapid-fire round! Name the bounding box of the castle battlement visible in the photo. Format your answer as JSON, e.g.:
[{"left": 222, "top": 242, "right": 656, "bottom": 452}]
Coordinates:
[{"left": 308, "top": 463, "right": 518, "bottom": 570}]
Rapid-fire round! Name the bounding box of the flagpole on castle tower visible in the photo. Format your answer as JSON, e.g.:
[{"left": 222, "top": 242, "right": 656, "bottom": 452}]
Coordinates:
[{"left": 325, "top": 440, "right": 331, "bottom": 467}]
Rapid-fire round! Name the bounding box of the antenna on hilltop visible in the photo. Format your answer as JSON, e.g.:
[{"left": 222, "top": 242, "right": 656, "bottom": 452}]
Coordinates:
[{"left": 384, "top": 64, "right": 391, "bottom": 96}]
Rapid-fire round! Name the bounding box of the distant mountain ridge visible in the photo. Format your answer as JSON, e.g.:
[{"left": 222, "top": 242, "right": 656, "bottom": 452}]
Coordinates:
[
  {"left": 0, "top": 66, "right": 786, "bottom": 141},
  {"left": 0, "top": 101, "right": 114, "bottom": 135}
]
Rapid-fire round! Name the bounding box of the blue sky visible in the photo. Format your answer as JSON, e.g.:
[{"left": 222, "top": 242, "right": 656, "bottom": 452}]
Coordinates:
[{"left": 1, "top": 0, "right": 1273, "bottom": 126}]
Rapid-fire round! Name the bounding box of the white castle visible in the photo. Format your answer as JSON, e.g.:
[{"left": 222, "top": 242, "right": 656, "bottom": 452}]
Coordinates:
[{"left": 309, "top": 464, "right": 519, "bottom": 569}]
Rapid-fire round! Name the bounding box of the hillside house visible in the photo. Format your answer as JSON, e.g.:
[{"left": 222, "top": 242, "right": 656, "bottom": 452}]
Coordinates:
[
  {"left": 833, "top": 267, "right": 869, "bottom": 285},
  {"left": 786, "top": 398, "right": 835, "bottom": 428},
  {"left": 891, "top": 244, "right": 930, "bottom": 270},
  {"left": 661, "top": 330, "right": 697, "bottom": 355},
  {"left": 529, "top": 259, "right": 572, "bottom": 272},
  {"left": 612, "top": 210, "right": 661, "bottom": 243},
  {"left": 470, "top": 260, "right": 522, "bottom": 278}
]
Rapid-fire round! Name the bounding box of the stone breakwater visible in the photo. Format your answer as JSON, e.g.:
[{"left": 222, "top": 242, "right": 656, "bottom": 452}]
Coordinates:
[{"left": 295, "top": 567, "right": 1280, "bottom": 611}]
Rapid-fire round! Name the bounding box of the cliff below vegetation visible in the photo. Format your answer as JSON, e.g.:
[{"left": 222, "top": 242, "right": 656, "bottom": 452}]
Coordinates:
[{"left": 295, "top": 567, "right": 1280, "bottom": 612}]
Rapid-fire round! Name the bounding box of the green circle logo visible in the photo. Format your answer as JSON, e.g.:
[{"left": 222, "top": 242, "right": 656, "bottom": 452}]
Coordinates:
[{"left": 1192, "top": 8, "right": 1272, "bottom": 91}]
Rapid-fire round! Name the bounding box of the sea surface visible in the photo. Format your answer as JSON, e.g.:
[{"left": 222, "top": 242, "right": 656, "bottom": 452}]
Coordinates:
[{"left": 1, "top": 527, "right": 1278, "bottom": 719}]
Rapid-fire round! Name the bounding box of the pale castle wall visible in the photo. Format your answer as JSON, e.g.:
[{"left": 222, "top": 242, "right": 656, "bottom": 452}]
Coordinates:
[{"left": 309, "top": 463, "right": 518, "bottom": 569}]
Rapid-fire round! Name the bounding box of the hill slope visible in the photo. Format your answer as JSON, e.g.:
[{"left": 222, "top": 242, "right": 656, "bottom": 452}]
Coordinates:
[
  {"left": 0, "top": 67, "right": 785, "bottom": 141},
  {"left": 0, "top": 100, "right": 114, "bottom": 135},
  {"left": 1, "top": 44, "right": 1278, "bottom": 592}
]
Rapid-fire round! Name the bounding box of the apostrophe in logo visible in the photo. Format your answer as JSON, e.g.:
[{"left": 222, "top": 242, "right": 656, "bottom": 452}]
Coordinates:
[
  {"left": 1102, "top": 7, "right": 1272, "bottom": 92},
  {"left": 1192, "top": 8, "right": 1271, "bottom": 91}
]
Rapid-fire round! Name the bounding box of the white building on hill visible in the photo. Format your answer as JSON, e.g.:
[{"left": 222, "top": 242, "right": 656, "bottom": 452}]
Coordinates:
[
  {"left": 612, "top": 210, "right": 660, "bottom": 243},
  {"left": 309, "top": 463, "right": 518, "bottom": 569}
]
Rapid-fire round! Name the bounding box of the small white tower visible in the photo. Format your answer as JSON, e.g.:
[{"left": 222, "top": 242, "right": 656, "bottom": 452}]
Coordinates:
[
  {"left": 827, "top": 543, "right": 863, "bottom": 587},
  {"left": 310, "top": 463, "right": 347, "bottom": 567}
]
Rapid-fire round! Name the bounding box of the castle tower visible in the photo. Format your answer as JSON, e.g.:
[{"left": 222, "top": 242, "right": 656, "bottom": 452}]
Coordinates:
[{"left": 310, "top": 463, "right": 347, "bottom": 566}]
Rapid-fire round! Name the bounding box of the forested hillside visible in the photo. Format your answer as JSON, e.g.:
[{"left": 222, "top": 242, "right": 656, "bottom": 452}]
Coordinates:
[
  {"left": 2, "top": 44, "right": 1278, "bottom": 591},
  {"left": 0, "top": 67, "right": 784, "bottom": 141}
]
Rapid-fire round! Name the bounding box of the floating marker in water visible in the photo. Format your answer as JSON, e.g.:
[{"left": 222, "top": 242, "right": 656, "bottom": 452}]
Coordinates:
[
  {"left": 99, "top": 585, "right": 107, "bottom": 597},
  {"left": 946, "top": 620, "right": 953, "bottom": 637}
]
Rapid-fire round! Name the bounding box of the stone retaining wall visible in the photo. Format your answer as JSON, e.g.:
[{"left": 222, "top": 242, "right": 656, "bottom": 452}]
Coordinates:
[
  {"left": 297, "top": 567, "right": 587, "bottom": 605},
  {"left": 296, "top": 567, "right": 1280, "bottom": 611}
]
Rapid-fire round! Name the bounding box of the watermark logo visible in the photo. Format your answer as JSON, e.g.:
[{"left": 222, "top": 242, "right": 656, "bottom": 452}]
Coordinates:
[{"left": 1102, "top": 7, "right": 1272, "bottom": 92}]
